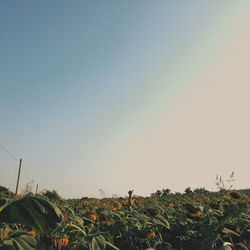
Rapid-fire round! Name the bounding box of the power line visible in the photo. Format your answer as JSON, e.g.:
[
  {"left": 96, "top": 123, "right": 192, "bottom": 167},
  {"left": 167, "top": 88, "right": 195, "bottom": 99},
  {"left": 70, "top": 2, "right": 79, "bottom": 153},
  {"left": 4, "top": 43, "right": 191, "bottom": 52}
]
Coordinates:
[
  {"left": 0, "top": 144, "right": 19, "bottom": 161},
  {"left": 22, "top": 166, "right": 36, "bottom": 184},
  {"left": 22, "top": 166, "right": 31, "bottom": 181},
  {"left": 0, "top": 144, "right": 38, "bottom": 194}
]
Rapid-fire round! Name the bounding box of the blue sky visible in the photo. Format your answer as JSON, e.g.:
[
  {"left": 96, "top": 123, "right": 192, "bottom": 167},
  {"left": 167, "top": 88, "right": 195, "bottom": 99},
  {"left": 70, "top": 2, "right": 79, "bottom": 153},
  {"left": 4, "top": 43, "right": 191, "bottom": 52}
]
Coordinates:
[{"left": 1, "top": 1, "right": 249, "bottom": 198}]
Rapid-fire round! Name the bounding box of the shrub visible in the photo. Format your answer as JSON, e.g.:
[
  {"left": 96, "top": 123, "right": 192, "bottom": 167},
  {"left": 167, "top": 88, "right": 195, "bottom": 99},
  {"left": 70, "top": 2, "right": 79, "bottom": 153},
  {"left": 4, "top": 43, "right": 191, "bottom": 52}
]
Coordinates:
[
  {"left": 0, "top": 185, "right": 9, "bottom": 192},
  {"left": 42, "top": 190, "right": 61, "bottom": 200}
]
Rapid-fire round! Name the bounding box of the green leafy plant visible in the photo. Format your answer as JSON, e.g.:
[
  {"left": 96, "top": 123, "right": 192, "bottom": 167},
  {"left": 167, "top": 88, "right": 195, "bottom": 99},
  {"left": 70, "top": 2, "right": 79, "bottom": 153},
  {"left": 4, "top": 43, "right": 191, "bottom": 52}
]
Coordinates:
[
  {"left": 0, "top": 232, "right": 37, "bottom": 250},
  {"left": 0, "top": 196, "right": 63, "bottom": 233}
]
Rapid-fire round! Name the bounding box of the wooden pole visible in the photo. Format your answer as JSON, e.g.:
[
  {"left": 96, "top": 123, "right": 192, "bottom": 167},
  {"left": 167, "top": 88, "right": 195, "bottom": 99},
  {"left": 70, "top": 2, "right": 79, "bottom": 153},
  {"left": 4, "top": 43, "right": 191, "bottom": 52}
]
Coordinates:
[
  {"left": 35, "top": 184, "right": 38, "bottom": 195},
  {"left": 15, "top": 158, "right": 22, "bottom": 195},
  {"left": 128, "top": 190, "right": 134, "bottom": 211}
]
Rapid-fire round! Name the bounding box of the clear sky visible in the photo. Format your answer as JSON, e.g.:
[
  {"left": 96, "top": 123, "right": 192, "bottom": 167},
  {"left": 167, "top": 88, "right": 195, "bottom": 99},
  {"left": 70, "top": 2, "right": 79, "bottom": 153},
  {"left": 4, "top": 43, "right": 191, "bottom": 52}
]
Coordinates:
[{"left": 1, "top": 1, "right": 250, "bottom": 198}]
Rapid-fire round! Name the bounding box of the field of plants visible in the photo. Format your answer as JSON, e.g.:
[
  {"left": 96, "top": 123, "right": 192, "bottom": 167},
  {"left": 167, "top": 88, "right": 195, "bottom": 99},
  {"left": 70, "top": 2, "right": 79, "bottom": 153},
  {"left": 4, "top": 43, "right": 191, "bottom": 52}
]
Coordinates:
[{"left": 0, "top": 186, "right": 249, "bottom": 250}]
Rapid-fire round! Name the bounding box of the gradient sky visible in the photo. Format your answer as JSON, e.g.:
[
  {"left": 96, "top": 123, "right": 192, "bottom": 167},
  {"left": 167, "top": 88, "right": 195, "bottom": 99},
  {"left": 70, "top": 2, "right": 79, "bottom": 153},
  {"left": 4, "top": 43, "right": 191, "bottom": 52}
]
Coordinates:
[{"left": 1, "top": 1, "right": 250, "bottom": 198}]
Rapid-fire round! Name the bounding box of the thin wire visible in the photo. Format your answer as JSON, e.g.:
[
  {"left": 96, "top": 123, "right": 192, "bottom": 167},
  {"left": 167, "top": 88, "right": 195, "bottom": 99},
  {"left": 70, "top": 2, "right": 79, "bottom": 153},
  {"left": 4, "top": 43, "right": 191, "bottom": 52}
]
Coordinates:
[
  {"left": 0, "top": 144, "right": 19, "bottom": 161},
  {"left": 22, "top": 166, "right": 34, "bottom": 183},
  {"left": 22, "top": 167, "right": 30, "bottom": 180},
  {"left": 0, "top": 144, "right": 37, "bottom": 192}
]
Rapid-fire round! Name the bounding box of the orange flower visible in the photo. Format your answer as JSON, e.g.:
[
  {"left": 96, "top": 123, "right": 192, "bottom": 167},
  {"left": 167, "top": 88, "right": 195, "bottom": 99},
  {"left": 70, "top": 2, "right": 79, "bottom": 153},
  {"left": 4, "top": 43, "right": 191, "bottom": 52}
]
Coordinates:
[
  {"left": 104, "top": 220, "right": 112, "bottom": 226},
  {"left": 87, "top": 213, "right": 97, "bottom": 221},
  {"left": 155, "top": 211, "right": 162, "bottom": 216},
  {"left": 53, "top": 237, "right": 69, "bottom": 247},
  {"left": 190, "top": 211, "right": 201, "bottom": 218},
  {"left": 62, "top": 237, "right": 69, "bottom": 246},
  {"left": 146, "top": 231, "right": 156, "bottom": 238},
  {"left": 27, "top": 231, "right": 36, "bottom": 237},
  {"left": 235, "top": 227, "right": 241, "bottom": 233}
]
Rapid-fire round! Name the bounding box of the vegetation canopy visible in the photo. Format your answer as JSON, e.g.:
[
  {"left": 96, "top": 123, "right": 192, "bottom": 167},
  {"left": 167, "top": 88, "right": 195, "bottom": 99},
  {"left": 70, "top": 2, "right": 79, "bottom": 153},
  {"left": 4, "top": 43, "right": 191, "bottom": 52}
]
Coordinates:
[{"left": 0, "top": 185, "right": 249, "bottom": 250}]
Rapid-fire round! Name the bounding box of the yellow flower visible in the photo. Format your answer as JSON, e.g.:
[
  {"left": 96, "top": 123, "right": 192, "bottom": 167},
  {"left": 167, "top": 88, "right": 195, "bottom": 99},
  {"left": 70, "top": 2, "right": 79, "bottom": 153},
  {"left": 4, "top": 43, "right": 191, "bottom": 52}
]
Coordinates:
[
  {"left": 2, "top": 227, "right": 11, "bottom": 238},
  {"left": 125, "top": 199, "right": 134, "bottom": 205},
  {"left": 223, "top": 242, "right": 232, "bottom": 246},
  {"left": 168, "top": 203, "right": 175, "bottom": 208},
  {"left": 112, "top": 201, "right": 122, "bottom": 211},
  {"left": 229, "top": 192, "right": 241, "bottom": 200}
]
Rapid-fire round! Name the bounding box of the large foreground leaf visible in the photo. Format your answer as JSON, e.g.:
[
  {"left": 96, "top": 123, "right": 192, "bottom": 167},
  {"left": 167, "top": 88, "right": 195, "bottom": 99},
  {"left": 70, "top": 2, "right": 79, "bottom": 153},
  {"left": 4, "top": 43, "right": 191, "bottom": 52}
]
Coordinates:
[
  {"left": 0, "top": 196, "right": 63, "bottom": 233},
  {"left": 1, "top": 232, "right": 36, "bottom": 250}
]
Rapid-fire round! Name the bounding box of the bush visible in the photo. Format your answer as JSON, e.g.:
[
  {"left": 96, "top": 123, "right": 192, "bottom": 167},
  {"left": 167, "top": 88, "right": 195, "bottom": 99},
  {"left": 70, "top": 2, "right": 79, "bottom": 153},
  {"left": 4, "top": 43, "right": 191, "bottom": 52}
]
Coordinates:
[
  {"left": 184, "top": 187, "right": 192, "bottom": 194},
  {"left": 0, "top": 185, "right": 9, "bottom": 192},
  {"left": 193, "top": 187, "right": 209, "bottom": 194},
  {"left": 42, "top": 190, "right": 61, "bottom": 200}
]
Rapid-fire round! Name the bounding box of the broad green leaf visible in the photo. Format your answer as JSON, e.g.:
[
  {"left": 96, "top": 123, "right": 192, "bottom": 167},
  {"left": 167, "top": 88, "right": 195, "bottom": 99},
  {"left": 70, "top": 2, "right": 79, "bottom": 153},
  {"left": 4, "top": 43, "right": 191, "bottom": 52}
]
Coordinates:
[
  {"left": 0, "top": 199, "right": 7, "bottom": 208},
  {"left": 152, "top": 216, "right": 170, "bottom": 229},
  {"left": 2, "top": 233, "right": 36, "bottom": 250},
  {"left": 0, "top": 196, "right": 63, "bottom": 233},
  {"left": 224, "top": 246, "right": 232, "bottom": 250},
  {"left": 234, "top": 243, "right": 249, "bottom": 250},
  {"left": 105, "top": 240, "right": 120, "bottom": 250},
  {"left": 72, "top": 214, "right": 84, "bottom": 228},
  {"left": 222, "top": 228, "right": 240, "bottom": 237},
  {"left": 90, "top": 235, "right": 106, "bottom": 250},
  {"left": 154, "top": 242, "right": 172, "bottom": 250},
  {"left": 65, "top": 223, "right": 86, "bottom": 235}
]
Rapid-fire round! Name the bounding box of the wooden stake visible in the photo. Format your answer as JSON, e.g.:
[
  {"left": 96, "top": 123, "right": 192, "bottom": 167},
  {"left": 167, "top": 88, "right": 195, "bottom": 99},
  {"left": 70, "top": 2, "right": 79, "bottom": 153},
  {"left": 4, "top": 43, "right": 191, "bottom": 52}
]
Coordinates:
[
  {"left": 128, "top": 190, "right": 134, "bottom": 211},
  {"left": 35, "top": 184, "right": 38, "bottom": 195},
  {"left": 15, "top": 159, "right": 22, "bottom": 195}
]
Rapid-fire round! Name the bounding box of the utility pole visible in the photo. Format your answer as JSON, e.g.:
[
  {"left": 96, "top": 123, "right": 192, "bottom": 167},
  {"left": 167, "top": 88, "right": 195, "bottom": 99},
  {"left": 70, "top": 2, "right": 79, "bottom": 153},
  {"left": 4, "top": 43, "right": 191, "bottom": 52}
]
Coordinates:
[
  {"left": 15, "top": 158, "right": 22, "bottom": 196},
  {"left": 35, "top": 184, "right": 38, "bottom": 195}
]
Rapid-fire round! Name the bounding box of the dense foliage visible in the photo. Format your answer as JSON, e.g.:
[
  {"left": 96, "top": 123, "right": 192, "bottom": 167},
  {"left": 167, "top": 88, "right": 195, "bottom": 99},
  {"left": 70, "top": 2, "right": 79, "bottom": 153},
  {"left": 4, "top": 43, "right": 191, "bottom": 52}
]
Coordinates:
[{"left": 0, "top": 187, "right": 249, "bottom": 250}]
